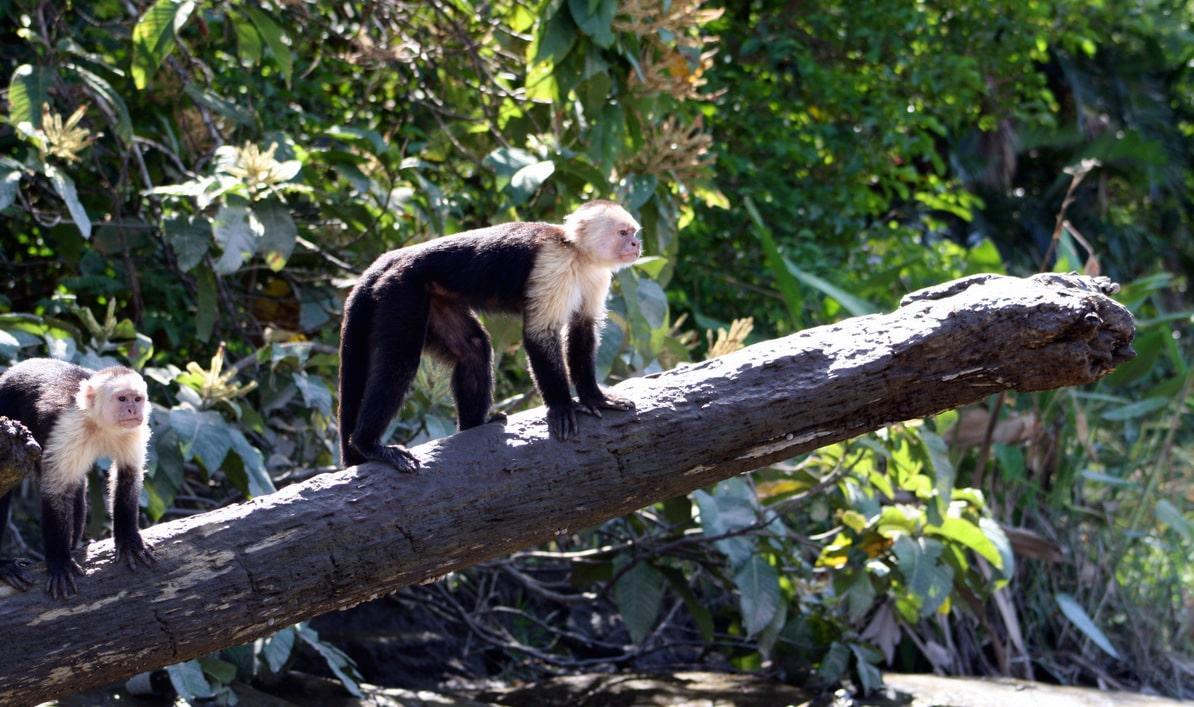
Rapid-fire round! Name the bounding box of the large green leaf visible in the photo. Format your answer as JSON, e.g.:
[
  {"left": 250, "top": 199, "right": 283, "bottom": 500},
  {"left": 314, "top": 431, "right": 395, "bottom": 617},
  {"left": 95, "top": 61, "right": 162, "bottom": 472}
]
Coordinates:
[
  {"left": 242, "top": 6, "right": 294, "bottom": 82},
  {"left": 131, "top": 0, "right": 196, "bottom": 89},
  {"left": 783, "top": 256, "right": 879, "bottom": 317},
  {"left": 926, "top": 517, "right": 1003, "bottom": 569},
  {"left": 734, "top": 554, "right": 782, "bottom": 637},
  {"left": 164, "top": 215, "right": 212, "bottom": 272},
  {"left": 7, "top": 64, "right": 51, "bottom": 130},
  {"left": 212, "top": 204, "right": 262, "bottom": 274},
  {"left": 166, "top": 660, "right": 215, "bottom": 701},
  {"left": 296, "top": 625, "right": 364, "bottom": 697},
  {"left": 612, "top": 558, "right": 666, "bottom": 643},
  {"left": 229, "top": 428, "right": 273, "bottom": 497},
  {"left": 892, "top": 536, "right": 953, "bottom": 618},
  {"left": 1056, "top": 593, "right": 1121, "bottom": 659},
  {"left": 253, "top": 201, "right": 297, "bottom": 271},
  {"left": 168, "top": 407, "right": 233, "bottom": 470},
  {"left": 43, "top": 164, "right": 91, "bottom": 238},
  {"left": 745, "top": 197, "right": 803, "bottom": 327},
  {"left": 230, "top": 9, "right": 263, "bottom": 67},
  {"left": 568, "top": 0, "right": 616, "bottom": 47},
  {"left": 508, "top": 160, "right": 555, "bottom": 205},
  {"left": 262, "top": 627, "right": 296, "bottom": 673},
  {"left": 70, "top": 64, "right": 133, "bottom": 143},
  {"left": 194, "top": 265, "right": 218, "bottom": 342}
]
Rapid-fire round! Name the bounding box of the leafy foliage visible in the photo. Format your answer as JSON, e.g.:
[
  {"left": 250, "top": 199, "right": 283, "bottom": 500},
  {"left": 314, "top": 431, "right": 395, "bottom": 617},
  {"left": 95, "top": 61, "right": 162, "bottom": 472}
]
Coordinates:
[{"left": 0, "top": 0, "right": 1191, "bottom": 702}]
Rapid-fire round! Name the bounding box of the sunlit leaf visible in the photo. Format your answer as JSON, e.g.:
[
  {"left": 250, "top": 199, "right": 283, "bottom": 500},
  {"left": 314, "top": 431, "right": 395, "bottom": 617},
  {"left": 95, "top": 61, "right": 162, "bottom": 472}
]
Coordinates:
[
  {"left": 1056, "top": 593, "right": 1121, "bottom": 659},
  {"left": 43, "top": 164, "right": 90, "bottom": 239},
  {"left": 7, "top": 64, "right": 51, "bottom": 129},
  {"left": 735, "top": 555, "right": 781, "bottom": 636},
  {"left": 613, "top": 558, "right": 666, "bottom": 643}
]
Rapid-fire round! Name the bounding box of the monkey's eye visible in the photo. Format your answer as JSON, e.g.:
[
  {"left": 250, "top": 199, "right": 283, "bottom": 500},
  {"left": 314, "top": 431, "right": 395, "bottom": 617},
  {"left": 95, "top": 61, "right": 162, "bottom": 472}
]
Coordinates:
[{"left": 118, "top": 396, "right": 127, "bottom": 402}]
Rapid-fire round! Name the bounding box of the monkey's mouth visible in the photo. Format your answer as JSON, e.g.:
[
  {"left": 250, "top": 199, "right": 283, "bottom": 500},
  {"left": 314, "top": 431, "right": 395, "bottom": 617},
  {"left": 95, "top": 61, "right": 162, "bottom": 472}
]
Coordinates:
[{"left": 118, "top": 417, "right": 144, "bottom": 428}]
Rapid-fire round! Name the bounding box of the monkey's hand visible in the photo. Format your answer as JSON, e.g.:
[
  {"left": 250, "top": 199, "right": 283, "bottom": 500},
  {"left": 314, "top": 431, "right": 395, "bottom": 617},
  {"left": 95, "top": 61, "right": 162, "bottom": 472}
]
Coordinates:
[
  {"left": 0, "top": 557, "right": 34, "bottom": 592},
  {"left": 45, "top": 557, "right": 84, "bottom": 599},
  {"left": 577, "top": 390, "right": 636, "bottom": 418},
  {"left": 547, "top": 404, "right": 580, "bottom": 441},
  {"left": 116, "top": 533, "right": 157, "bottom": 570}
]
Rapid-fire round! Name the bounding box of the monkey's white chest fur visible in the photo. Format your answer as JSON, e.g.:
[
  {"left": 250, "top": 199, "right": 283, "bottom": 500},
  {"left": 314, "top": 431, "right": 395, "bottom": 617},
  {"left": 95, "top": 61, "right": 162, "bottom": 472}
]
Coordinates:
[
  {"left": 41, "top": 408, "right": 149, "bottom": 500},
  {"left": 525, "top": 245, "right": 612, "bottom": 335}
]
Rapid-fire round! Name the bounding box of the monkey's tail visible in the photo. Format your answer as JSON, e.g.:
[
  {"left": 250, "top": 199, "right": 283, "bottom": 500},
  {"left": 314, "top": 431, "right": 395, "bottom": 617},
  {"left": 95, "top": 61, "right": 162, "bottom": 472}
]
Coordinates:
[{"left": 338, "top": 291, "right": 372, "bottom": 467}]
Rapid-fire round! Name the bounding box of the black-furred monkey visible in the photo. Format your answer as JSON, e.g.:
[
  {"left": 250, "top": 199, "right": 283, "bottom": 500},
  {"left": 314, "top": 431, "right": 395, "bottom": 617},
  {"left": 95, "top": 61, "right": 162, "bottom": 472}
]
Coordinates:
[
  {"left": 0, "top": 359, "right": 155, "bottom": 597},
  {"left": 338, "top": 200, "right": 642, "bottom": 471}
]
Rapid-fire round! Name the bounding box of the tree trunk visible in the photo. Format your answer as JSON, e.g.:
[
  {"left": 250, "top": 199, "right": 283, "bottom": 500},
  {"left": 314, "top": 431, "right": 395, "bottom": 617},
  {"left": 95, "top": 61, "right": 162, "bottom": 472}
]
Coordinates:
[{"left": 0, "top": 274, "right": 1134, "bottom": 704}]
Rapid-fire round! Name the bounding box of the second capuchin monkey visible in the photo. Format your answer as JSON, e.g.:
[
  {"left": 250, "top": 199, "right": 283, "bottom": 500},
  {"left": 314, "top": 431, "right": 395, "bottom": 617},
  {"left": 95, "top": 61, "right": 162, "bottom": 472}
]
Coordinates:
[
  {"left": 338, "top": 200, "right": 642, "bottom": 471},
  {"left": 0, "top": 359, "right": 155, "bottom": 598}
]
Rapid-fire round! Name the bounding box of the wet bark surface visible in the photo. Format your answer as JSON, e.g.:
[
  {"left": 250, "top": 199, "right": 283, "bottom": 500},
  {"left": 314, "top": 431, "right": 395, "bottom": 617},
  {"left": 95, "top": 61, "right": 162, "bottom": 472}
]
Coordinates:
[{"left": 0, "top": 274, "right": 1135, "bottom": 705}]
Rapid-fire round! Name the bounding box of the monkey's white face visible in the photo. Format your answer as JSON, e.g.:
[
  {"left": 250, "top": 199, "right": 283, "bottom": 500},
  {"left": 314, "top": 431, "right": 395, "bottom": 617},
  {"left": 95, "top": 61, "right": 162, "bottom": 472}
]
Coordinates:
[
  {"left": 82, "top": 373, "right": 149, "bottom": 430},
  {"left": 105, "top": 385, "right": 148, "bottom": 428},
  {"left": 569, "top": 203, "right": 643, "bottom": 268}
]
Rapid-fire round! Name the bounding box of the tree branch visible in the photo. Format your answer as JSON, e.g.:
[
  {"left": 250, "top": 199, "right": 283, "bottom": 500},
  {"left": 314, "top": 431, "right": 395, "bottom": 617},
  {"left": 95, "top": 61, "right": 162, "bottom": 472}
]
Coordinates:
[{"left": 0, "top": 274, "right": 1134, "bottom": 703}]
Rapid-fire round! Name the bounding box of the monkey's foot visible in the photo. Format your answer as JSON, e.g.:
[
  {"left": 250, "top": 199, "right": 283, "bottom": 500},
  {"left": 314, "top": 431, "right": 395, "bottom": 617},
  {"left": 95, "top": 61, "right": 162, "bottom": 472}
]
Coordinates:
[
  {"left": 361, "top": 444, "right": 421, "bottom": 473},
  {"left": 45, "top": 558, "right": 84, "bottom": 599},
  {"left": 547, "top": 405, "right": 580, "bottom": 441},
  {"left": 0, "top": 557, "right": 34, "bottom": 591},
  {"left": 487, "top": 411, "right": 508, "bottom": 424},
  {"left": 116, "top": 536, "right": 157, "bottom": 570},
  {"left": 577, "top": 391, "right": 636, "bottom": 418}
]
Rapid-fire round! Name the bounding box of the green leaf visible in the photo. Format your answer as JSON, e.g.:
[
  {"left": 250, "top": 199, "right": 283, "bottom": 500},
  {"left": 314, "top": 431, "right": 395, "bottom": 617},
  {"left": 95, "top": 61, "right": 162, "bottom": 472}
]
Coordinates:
[
  {"left": 296, "top": 625, "right": 364, "bottom": 697},
  {"left": 568, "top": 0, "right": 616, "bottom": 47},
  {"left": 1101, "top": 396, "right": 1167, "bottom": 421},
  {"left": 8, "top": 65, "right": 51, "bottom": 130},
  {"left": 0, "top": 169, "right": 20, "bottom": 211},
  {"left": 242, "top": 6, "right": 294, "bottom": 82},
  {"left": 850, "top": 643, "right": 884, "bottom": 693},
  {"left": 745, "top": 197, "right": 803, "bottom": 327},
  {"left": 818, "top": 641, "right": 850, "bottom": 682},
  {"left": 253, "top": 201, "right": 297, "bottom": 271},
  {"left": 508, "top": 160, "right": 555, "bottom": 205},
  {"left": 783, "top": 256, "right": 879, "bottom": 317},
  {"left": 230, "top": 9, "right": 264, "bottom": 67},
  {"left": 1155, "top": 500, "right": 1192, "bottom": 542},
  {"left": 168, "top": 407, "right": 233, "bottom": 470},
  {"left": 131, "top": 0, "right": 196, "bottom": 90},
  {"left": 920, "top": 429, "right": 954, "bottom": 515},
  {"left": 166, "top": 660, "right": 215, "bottom": 701},
  {"left": 979, "top": 517, "right": 1015, "bottom": 579},
  {"left": 198, "top": 657, "right": 237, "bottom": 685},
  {"left": 734, "top": 555, "right": 781, "bottom": 637},
  {"left": 194, "top": 265, "right": 218, "bottom": 343},
  {"left": 531, "top": 1, "right": 577, "bottom": 63},
  {"left": 43, "top": 164, "right": 91, "bottom": 239},
  {"left": 292, "top": 372, "right": 333, "bottom": 418},
  {"left": 613, "top": 558, "right": 666, "bottom": 643},
  {"left": 164, "top": 215, "right": 211, "bottom": 272},
  {"left": 926, "top": 517, "right": 1002, "bottom": 569},
  {"left": 70, "top": 64, "right": 134, "bottom": 143},
  {"left": 212, "top": 204, "right": 262, "bottom": 274},
  {"left": 892, "top": 536, "right": 953, "bottom": 617},
  {"left": 659, "top": 566, "right": 714, "bottom": 644},
  {"left": 263, "top": 627, "right": 296, "bottom": 673},
  {"left": 229, "top": 428, "right": 274, "bottom": 496},
  {"left": 1056, "top": 593, "right": 1121, "bottom": 659}
]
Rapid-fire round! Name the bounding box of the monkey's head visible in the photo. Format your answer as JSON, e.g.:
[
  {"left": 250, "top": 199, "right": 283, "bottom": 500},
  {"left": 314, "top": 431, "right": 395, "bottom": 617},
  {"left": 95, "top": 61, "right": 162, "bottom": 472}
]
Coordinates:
[
  {"left": 77, "top": 367, "right": 149, "bottom": 430},
  {"left": 564, "top": 200, "right": 642, "bottom": 269}
]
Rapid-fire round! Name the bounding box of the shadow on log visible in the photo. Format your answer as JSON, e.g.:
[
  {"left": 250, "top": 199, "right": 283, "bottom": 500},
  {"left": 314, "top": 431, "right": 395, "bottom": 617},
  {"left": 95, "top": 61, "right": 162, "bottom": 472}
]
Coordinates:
[{"left": 0, "top": 274, "right": 1134, "bottom": 704}]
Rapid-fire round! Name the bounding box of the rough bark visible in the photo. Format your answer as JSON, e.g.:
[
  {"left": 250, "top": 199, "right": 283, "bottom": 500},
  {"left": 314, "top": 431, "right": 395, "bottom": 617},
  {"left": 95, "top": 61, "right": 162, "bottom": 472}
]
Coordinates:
[
  {"left": 0, "top": 416, "right": 40, "bottom": 498},
  {"left": 0, "top": 274, "right": 1134, "bottom": 704}
]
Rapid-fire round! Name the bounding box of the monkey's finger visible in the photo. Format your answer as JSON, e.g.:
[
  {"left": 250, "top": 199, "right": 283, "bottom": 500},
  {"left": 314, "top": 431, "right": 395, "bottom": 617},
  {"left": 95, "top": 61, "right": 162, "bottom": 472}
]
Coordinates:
[
  {"left": 576, "top": 403, "right": 602, "bottom": 419},
  {"left": 137, "top": 547, "right": 157, "bottom": 568},
  {"left": 69, "top": 559, "right": 84, "bottom": 576}
]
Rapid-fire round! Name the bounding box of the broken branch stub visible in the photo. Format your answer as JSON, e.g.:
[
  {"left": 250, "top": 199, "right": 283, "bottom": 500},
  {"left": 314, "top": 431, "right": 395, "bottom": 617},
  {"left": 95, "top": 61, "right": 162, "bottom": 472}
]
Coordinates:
[{"left": 0, "top": 274, "right": 1134, "bottom": 704}]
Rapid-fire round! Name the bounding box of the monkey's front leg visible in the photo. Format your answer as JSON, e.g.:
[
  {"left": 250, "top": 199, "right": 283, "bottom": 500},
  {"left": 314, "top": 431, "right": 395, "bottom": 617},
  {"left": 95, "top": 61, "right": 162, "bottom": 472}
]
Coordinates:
[
  {"left": 41, "top": 493, "right": 84, "bottom": 598},
  {"left": 565, "top": 314, "right": 636, "bottom": 419},
  {"left": 524, "top": 329, "right": 582, "bottom": 440},
  {"left": 113, "top": 462, "right": 155, "bottom": 570}
]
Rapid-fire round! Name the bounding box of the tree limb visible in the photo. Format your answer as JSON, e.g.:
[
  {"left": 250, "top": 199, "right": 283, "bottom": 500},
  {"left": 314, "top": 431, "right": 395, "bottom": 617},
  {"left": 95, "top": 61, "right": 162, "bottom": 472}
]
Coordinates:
[{"left": 0, "top": 274, "right": 1134, "bottom": 704}]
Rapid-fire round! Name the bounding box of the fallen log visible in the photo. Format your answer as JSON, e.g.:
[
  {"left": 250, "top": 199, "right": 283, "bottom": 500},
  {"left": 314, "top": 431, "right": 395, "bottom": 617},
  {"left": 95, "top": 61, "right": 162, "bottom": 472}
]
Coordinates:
[{"left": 0, "top": 274, "right": 1134, "bottom": 704}]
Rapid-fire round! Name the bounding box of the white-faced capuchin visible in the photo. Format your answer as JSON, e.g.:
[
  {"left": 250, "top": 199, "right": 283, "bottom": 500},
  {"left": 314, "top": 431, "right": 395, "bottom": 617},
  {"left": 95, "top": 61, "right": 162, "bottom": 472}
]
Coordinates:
[
  {"left": 0, "top": 359, "right": 155, "bottom": 598},
  {"left": 338, "top": 200, "right": 643, "bottom": 471}
]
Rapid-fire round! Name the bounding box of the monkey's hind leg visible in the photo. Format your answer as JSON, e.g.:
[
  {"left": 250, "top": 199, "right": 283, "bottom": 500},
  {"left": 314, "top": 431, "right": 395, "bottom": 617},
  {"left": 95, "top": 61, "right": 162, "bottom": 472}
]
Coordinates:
[
  {"left": 70, "top": 477, "right": 87, "bottom": 550},
  {"left": 349, "top": 285, "right": 430, "bottom": 472},
  {"left": 0, "top": 491, "right": 33, "bottom": 591},
  {"left": 427, "top": 302, "right": 498, "bottom": 431}
]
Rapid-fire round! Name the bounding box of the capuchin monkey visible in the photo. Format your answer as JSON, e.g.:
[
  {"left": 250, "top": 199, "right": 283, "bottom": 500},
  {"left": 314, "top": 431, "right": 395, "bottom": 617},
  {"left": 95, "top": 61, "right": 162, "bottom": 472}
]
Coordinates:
[
  {"left": 0, "top": 359, "right": 155, "bottom": 598},
  {"left": 339, "top": 200, "right": 642, "bottom": 471}
]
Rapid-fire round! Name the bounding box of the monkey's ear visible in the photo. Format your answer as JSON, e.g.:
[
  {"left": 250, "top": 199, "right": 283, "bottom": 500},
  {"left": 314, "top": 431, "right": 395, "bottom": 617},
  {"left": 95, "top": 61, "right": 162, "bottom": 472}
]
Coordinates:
[{"left": 76, "top": 378, "right": 99, "bottom": 412}]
